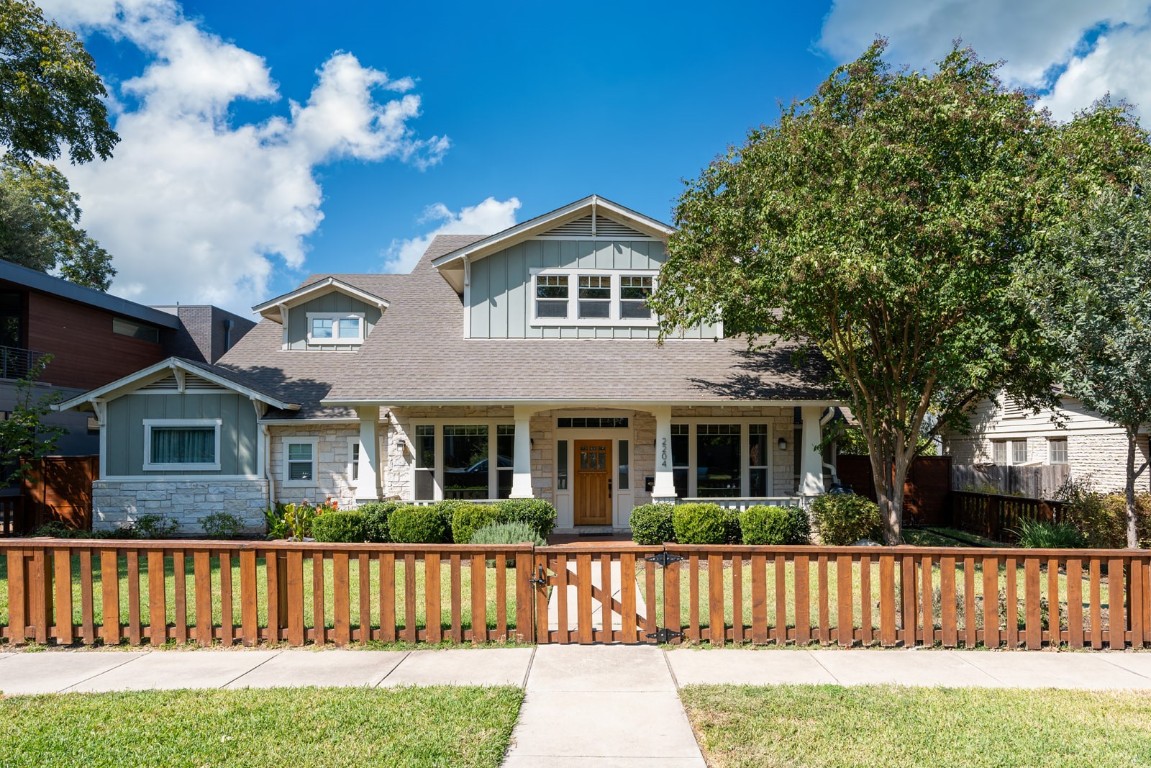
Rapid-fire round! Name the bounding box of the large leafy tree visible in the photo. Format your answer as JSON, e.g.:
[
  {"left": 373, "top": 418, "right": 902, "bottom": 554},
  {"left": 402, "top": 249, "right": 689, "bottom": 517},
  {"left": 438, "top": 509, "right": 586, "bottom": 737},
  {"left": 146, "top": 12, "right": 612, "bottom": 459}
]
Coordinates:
[
  {"left": 1035, "top": 165, "right": 1151, "bottom": 547},
  {"left": 0, "top": 0, "right": 118, "bottom": 164},
  {"left": 0, "top": 156, "right": 114, "bottom": 289},
  {"left": 652, "top": 41, "right": 1148, "bottom": 544}
]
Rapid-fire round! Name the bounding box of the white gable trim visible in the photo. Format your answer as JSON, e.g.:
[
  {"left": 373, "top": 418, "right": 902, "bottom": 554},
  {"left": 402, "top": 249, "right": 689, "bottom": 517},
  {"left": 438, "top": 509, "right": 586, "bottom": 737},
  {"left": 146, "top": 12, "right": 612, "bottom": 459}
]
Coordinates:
[
  {"left": 54, "top": 357, "right": 299, "bottom": 413},
  {"left": 252, "top": 277, "right": 389, "bottom": 322},
  {"left": 431, "top": 195, "right": 674, "bottom": 269}
]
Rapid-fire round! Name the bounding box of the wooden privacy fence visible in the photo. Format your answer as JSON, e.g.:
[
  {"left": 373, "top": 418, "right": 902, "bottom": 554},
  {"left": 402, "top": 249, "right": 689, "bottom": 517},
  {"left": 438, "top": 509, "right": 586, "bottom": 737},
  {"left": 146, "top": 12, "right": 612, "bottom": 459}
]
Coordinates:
[
  {"left": 3, "top": 540, "right": 1150, "bottom": 651},
  {"left": 951, "top": 491, "right": 1068, "bottom": 542}
]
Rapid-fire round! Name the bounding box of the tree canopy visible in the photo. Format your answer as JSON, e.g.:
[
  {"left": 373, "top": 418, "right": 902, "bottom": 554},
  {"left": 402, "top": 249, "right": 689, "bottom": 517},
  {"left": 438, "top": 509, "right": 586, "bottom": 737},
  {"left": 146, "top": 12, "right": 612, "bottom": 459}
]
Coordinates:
[
  {"left": 651, "top": 40, "right": 1149, "bottom": 543},
  {"left": 0, "top": 0, "right": 118, "bottom": 164},
  {"left": 0, "top": 156, "right": 115, "bottom": 289},
  {"left": 1034, "top": 164, "right": 1151, "bottom": 547}
]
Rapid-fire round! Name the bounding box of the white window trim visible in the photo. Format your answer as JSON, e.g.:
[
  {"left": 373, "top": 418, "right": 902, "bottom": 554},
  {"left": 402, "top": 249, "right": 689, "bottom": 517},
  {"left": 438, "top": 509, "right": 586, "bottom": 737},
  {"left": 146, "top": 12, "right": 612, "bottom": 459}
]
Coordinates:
[
  {"left": 143, "top": 418, "right": 222, "bottom": 472},
  {"left": 668, "top": 418, "right": 775, "bottom": 498},
  {"left": 282, "top": 436, "right": 319, "bottom": 487},
  {"left": 347, "top": 438, "right": 360, "bottom": 488},
  {"left": 529, "top": 268, "right": 658, "bottom": 327},
  {"left": 1048, "top": 437, "right": 1068, "bottom": 465},
  {"left": 408, "top": 419, "right": 513, "bottom": 501},
  {"left": 306, "top": 312, "right": 366, "bottom": 345}
]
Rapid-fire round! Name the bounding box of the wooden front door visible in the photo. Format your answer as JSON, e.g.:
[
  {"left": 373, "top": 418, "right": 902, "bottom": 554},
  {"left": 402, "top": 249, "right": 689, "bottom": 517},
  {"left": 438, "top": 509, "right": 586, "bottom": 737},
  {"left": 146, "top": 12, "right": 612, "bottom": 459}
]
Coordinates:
[{"left": 574, "top": 440, "right": 612, "bottom": 526}]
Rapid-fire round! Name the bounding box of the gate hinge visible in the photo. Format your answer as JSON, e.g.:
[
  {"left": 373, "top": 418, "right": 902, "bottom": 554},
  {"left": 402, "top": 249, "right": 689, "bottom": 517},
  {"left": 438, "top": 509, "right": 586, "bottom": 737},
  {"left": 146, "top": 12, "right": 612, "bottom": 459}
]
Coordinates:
[
  {"left": 646, "top": 627, "right": 683, "bottom": 643},
  {"left": 646, "top": 552, "right": 684, "bottom": 568}
]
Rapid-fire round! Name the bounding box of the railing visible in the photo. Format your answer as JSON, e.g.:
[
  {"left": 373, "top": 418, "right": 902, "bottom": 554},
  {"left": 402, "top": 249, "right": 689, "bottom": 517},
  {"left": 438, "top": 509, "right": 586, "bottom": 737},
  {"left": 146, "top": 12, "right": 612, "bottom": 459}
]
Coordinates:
[
  {"left": 0, "top": 345, "right": 47, "bottom": 381},
  {"left": 3, "top": 540, "right": 1148, "bottom": 650},
  {"left": 679, "top": 497, "right": 805, "bottom": 511},
  {"left": 950, "top": 491, "right": 1067, "bottom": 542}
]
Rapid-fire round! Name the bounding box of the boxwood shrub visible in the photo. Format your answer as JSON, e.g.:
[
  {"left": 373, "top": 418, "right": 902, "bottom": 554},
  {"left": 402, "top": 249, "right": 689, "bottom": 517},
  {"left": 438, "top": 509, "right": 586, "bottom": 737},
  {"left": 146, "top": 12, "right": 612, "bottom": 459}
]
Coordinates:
[
  {"left": 740, "top": 505, "right": 809, "bottom": 545},
  {"left": 470, "top": 521, "right": 545, "bottom": 547},
  {"left": 672, "top": 502, "right": 728, "bottom": 545},
  {"left": 356, "top": 501, "right": 405, "bottom": 543},
  {"left": 630, "top": 503, "right": 675, "bottom": 544},
  {"left": 810, "top": 493, "right": 882, "bottom": 545},
  {"left": 451, "top": 503, "right": 503, "bottom": 545},
  {"left": 496, "top": 498, "right": 557, "bottom": 540},
  {"left": 388, "top": 504, "right": 451, "bottom": 543},
  {"left": 312, "top": 511, "right": 368, "bottom": 543}
]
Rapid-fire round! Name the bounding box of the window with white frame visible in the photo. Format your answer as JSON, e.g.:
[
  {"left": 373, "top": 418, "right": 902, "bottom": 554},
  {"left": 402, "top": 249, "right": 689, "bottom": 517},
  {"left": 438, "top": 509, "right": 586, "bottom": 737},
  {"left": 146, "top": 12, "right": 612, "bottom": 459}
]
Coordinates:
[
  {"left": 348, "top": 439, "right": 360, "bottom": 484},
  {"left": 143, "top": 419, "right": 221, "bottom": 471},
  {"left": 1012, "top": 439, "right": 1028, "bottom": 465},
  {"left": 307, "top": 312, "right": 365, "bottom": 345},
  {"left": 669, "top": 421, "right": 772, "bottom": 498},
  {"left": 412, "top": 423, "right": 515, "bottom": 501},
  {"left": 992, "top": 439, "right": 1027, "bottom": 465},
  {"left": 530, "top": 270, "right": 657, "bottom": 325},
  {"left": 283, "top": 438, "right": 317, "bottom": 484},
  {"left": 1048, "top": 438, "right": 1068, "bottom": 465}
]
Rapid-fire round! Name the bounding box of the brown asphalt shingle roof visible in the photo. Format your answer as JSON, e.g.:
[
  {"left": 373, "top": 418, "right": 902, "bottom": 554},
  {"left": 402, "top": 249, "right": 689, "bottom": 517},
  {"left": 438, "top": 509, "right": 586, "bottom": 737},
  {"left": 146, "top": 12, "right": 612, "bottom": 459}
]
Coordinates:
[{"left": 216, "top": 235, "right": 833, "bottom": 418}]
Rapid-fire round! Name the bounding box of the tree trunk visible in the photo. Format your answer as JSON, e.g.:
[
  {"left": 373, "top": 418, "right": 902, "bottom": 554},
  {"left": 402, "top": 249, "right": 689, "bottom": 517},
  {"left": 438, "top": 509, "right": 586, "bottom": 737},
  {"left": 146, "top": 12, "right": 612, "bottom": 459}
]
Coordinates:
[
  {"left": 1126, "top": 427, "right": 1139, "bottom": 549},
  {"left": 868, "top": 451, "right": 904, "bottom": 545}
]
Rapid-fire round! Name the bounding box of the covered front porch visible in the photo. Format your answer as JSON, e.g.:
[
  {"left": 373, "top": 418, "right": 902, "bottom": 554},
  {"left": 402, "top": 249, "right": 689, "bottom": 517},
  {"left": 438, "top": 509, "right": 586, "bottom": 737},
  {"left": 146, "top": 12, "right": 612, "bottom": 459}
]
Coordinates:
[{"left": 355, "top": 401, "right": 835, "bottom": 533}]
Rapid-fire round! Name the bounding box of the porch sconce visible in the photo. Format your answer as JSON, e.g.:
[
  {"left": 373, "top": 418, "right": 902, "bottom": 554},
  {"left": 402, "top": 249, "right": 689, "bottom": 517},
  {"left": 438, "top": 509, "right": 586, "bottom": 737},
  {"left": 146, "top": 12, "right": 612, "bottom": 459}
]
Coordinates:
[
  {"left": 397, "top": 438, "right": 407, "bottom": 455},
  {"left": 778, "top": 437, "right": 788, "bottom": 451},
  {"left": 530, "top": 438, "right": 534, "bottom": 448}
]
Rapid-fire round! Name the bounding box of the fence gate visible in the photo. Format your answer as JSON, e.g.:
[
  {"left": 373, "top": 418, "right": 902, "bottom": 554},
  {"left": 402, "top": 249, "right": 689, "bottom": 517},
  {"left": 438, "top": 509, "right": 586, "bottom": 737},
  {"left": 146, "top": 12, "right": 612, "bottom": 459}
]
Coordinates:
[{"left": 533, "top": 544, "right": 683, "bottom": 644}]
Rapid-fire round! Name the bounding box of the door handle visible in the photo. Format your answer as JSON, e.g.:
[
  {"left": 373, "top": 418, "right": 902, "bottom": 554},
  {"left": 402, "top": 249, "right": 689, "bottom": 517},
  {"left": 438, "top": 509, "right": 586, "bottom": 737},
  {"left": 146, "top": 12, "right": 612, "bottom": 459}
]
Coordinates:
[{"left": 608, "top": 478, "right": 612, "bottom": 495}]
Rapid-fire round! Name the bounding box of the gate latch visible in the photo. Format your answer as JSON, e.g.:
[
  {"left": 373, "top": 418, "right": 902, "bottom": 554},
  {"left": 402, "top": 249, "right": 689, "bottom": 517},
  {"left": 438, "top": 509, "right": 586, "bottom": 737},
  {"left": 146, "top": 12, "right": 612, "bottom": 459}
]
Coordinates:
[{"left": 528, "top": 566, "right": 549, "bottom": 587}]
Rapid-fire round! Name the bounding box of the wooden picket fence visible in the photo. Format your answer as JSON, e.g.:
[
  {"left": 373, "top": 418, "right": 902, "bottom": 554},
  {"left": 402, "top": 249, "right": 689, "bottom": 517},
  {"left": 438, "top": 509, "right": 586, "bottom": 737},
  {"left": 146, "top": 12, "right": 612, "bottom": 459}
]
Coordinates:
[
  {"left": 2, "top": 539, "right": 1150, "bottom": 650},
  {"left": 950, "top": 491, "right": 1067, "bottom": 542}
]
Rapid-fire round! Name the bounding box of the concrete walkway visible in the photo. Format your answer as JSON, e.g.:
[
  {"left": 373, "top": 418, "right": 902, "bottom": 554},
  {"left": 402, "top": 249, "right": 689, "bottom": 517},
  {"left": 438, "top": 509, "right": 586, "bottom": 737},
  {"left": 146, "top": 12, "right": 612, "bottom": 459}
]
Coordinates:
[{"left": 5, "top": 646, "right": 1151, "bottom": 766}]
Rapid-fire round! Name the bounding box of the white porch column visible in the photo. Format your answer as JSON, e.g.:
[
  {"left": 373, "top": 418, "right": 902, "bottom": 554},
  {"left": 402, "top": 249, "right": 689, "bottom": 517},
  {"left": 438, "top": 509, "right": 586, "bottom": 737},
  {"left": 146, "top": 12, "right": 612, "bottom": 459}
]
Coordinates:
[
  {"left": 356, "top": 405, "right": 381, "bottom": 503},
  {"left": 800, "top": 405, "right": 826, "bottom": 497},
  {"left": 510, "top": 405, "right": 536, "bottom": 499},
  {"left": 651, "top": 405, "right": 677, "bottom": 502}
]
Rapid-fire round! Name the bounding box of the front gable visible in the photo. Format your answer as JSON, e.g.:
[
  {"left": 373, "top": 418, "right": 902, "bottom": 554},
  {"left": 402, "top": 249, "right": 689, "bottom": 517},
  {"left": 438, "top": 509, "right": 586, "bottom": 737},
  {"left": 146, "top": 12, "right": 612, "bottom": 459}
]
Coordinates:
[{"left": 252, "top": 277, "right": 388, "bottom": 350}]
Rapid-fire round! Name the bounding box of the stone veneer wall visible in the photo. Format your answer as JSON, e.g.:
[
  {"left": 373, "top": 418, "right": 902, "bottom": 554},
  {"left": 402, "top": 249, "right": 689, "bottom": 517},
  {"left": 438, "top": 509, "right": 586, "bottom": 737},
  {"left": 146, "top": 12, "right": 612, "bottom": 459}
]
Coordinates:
[
  {"left": 92, "top": 479, "right": 269, "bottom": 535},
  {"left": 268, "top": 423, "right": 363, "bottom": 507}
]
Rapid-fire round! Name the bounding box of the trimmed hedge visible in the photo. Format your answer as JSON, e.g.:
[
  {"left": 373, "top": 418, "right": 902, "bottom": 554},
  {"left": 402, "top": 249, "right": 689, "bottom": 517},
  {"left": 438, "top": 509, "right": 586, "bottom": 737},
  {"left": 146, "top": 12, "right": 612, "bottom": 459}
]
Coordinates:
[
  {"left": 356, "top": 501, "right": 405, "bottom": 543},
  {"left": 497, "top": 498, "right": 558, "bottom": 540},
  {"left": 630, "top": 503, "right": 675, "bottom": 544},
  {"left": 388, "top": 504, "right": 451, "bottom": 544},
  {"left": 672, "top": 502, "right": 728, "bottom": 545},
  {"left": 312, "top": 511, "right": 368, "bottom": 543},
  {"left": 740, "top": 505, "right": 809, "bottom": 545},
  {"left": 451, "top": 503, "right": 503, "bottom": 546},
  {"left": 810, "top": 494, "right": 882, "bottom": 545}
]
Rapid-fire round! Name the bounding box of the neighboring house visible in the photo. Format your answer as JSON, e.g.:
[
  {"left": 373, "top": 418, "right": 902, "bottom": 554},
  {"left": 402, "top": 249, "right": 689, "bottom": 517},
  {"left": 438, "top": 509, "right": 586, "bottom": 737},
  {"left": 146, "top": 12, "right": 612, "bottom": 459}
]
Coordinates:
[
  {"left": 60, "top": 195, "right": 839, "bottom": 534},
  {"left": 0, "top": 259, "right": 253, "bottom": 456},
  {"left": 943, "top": 393, "right": 1151, "bottom": 494}
]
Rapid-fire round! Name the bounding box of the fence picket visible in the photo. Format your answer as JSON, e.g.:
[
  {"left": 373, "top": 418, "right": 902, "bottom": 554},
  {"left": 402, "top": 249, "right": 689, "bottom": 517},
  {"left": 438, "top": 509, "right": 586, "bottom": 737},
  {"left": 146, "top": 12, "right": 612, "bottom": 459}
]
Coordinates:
[
  {"left": 836, "top": 554, "right": 852, "bottom": 648},
  {"left": 100, "top": 548, "right": 120, "bottom": 646},
  {"left": 126, "top": 550, "right": 141, "bottom": 646},
  {"left": 194, "top": 550, "right": 212, "bottom": 647},
  {"left": 425, "top": 553, "right": 442, "bottom": 644},
  {"left": 1109, "top": 557, "right": 1125, "bottom": 649},
  {"left": 940, "top": 555, "right": 956, "bottom": 648},
  {"left": 54, "top": 548, "right": 73, "bottom": 645},
  {"left": 709, "top": 553, "right": 725, "bottom": 647}
]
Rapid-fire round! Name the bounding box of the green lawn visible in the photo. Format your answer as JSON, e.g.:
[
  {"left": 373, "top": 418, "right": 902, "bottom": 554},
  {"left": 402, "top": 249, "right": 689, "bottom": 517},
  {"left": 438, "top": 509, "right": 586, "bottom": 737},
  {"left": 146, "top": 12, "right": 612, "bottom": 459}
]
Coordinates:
[
  {"left": 0, "top": 553, "right": 522, "bottom": 636},
  {"left": 681, "top": 685, "right": 1151, "bottom": 768},
  {"left": 0, "top": 686, "right": 522, "bottom": 767}
]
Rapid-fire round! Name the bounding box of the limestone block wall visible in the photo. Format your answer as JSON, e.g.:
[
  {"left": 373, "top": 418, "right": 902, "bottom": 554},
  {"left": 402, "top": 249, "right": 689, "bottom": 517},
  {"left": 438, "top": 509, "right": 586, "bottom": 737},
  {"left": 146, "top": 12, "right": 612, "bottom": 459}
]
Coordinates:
[
  {"left": 92, "top": 479, "right": 269, "bottom": 535},
  {"left": 268, "top": 423, "right": 361, "bottom": 507}
]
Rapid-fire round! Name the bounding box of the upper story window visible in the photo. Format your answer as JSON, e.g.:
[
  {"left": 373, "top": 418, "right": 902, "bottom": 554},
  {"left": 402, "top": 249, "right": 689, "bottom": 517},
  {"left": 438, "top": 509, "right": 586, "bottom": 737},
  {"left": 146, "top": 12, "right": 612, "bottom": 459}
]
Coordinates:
[
  {"left": 530, "top": 270, "right": 657, "bottom": 326},
  {"left": 307, "top": 312, "right": 365, "bottom": 345},
  {"left": 113, "top": 317, "right": 160, "bottom": 344}
]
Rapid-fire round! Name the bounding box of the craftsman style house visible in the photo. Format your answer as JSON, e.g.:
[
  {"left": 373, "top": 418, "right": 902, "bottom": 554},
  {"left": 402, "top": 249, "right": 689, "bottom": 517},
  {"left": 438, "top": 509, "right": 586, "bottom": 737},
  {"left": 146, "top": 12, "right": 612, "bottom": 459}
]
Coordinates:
[{"left": 60, "top": 196, "right": 837, "bottom": 534}]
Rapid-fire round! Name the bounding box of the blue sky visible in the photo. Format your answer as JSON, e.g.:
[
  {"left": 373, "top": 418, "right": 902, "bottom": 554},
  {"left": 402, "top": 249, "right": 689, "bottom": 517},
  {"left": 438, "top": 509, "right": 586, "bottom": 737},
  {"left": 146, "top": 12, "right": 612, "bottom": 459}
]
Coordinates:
[{"left": 38, "top": 0, "right": 1151, "bottom": 314}]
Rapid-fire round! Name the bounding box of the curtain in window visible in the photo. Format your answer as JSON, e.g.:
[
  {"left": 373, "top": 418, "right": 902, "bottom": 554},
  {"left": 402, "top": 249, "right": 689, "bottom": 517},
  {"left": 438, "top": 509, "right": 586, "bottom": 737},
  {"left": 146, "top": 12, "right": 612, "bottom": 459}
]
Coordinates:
[{"left": 152, "top": 427, "right": 214, "bottom": 464}]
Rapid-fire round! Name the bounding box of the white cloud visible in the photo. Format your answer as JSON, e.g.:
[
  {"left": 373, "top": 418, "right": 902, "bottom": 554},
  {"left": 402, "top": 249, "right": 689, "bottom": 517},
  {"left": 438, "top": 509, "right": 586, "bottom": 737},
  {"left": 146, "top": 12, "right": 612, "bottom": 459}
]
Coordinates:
[
  {"left": 37, "top": 0, "right": 449, "bottom": 312},
  {"left": 819, "top": 1, "right": 1151, "bottom": 121},
  {"left": 383, "top": 197, "right": 521, "bottom": 274}
]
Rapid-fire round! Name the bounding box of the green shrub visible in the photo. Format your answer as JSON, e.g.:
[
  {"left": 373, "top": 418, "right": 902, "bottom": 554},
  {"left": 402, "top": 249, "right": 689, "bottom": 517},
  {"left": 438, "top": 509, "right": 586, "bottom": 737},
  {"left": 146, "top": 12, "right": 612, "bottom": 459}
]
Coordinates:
[
  {"left": 263, "top": 502, "right": 322, "bottom": 540},
  {"left": 672, "top": 502, "right": 728, "bottom": 545},
  {"left": 200, "top": 512, "right": 243, "bottom": 539},
  {"left": 1015, "top": 518, "right": 1088, "bottom": 549},
  {"left": 130, "top": 513, "right": 178, "bottom": 539},
  {"left": 470, "top": 521, "right": 546, "bottom": 547},
  {"left": 496, "top": 498, "right": 557, "bottom": 540},
  {"left": 357, "top": 501, "right": 404, "bottom": 543},
  {"left": 810, "top": 494, "right": 882, "bottom": 545},
  {"left": 630, "top": 503, "right": 675, "bottom": 544},
  {"left": 723, "top": 509, "right": 742, "bottom": 544},
  {"left": 1054, "top": 476, "right": 1151, "bottom": 547},
  {"left": 741, "top": 505, "right": 809, "bottom": 545},
  {"left": 451, "top": 503, "right": 503, "bottom": 546},
  {"left": 388, "top": 504, "right": 451, "bottom": 543},
  {"left": 312, "top": 511, "right": 369, "bottom": 543}
]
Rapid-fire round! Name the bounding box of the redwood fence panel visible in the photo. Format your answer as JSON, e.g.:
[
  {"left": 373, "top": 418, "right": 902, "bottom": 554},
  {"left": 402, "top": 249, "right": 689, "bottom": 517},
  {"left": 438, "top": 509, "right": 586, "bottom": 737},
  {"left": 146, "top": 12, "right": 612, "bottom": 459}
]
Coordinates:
[
  {"left": 2, "top": 540, "right": 1150, "bottom": 651},
  {"left": 950, "top": 491, "right": 1068, "bottom": 541}
]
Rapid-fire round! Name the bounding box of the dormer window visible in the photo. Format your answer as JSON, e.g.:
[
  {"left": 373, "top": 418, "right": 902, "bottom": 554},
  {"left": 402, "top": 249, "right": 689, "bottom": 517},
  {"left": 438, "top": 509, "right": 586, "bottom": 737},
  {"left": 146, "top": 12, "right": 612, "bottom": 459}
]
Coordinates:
[
  {"left": 530, "top": 269, "right": 657, "bottom": 326},
  {"left": 307, "top": 312, "right": 365, "bottom": 345}
]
